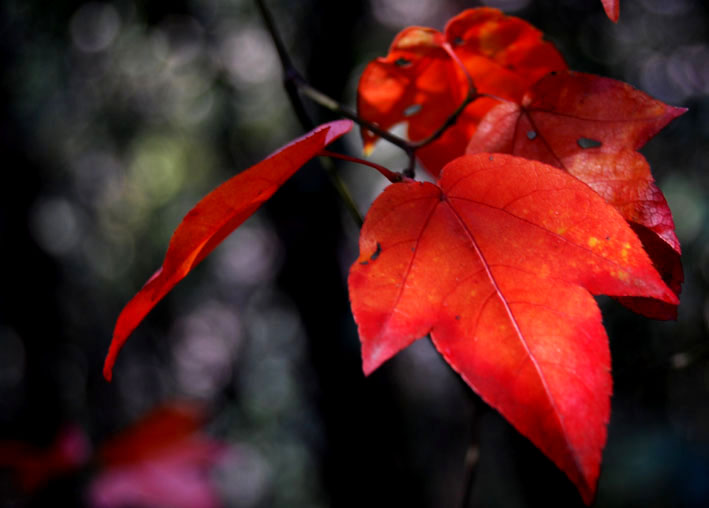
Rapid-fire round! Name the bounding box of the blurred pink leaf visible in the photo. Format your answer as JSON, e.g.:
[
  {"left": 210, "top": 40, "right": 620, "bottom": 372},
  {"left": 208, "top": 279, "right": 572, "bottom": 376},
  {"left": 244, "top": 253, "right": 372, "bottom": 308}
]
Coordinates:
[
  {"left": 89, "top": 437, "right": 225, "bottom": 508},
  {"left": 90, "top": 403, "right": 226, "bottom": 508}
]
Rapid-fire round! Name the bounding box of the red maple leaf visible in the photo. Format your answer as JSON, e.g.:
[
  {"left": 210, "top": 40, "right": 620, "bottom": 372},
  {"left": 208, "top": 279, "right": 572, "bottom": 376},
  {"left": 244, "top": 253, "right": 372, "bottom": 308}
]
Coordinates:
[
  {"left": 348, "top": 153, "right": 677, "bottom": 504},
  {"left": 103, "top": 120, "right": 352, "bottom": 380},
  {"left": 357, "top": 8, "right": 566, "bottom": 176},
  {"left": 466, "top": 71, "right": 685, "bottom": 318}
]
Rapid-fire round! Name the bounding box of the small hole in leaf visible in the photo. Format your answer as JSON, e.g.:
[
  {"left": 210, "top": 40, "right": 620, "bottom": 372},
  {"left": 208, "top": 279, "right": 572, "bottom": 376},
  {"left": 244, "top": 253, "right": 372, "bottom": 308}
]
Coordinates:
[
  {"left": 577, "top": 137, "right": 602, "bottom": 149},
  {"left": 527, "top": 130, "right": 537, "bottom": 140},
  {"left": 395, "top": 57, "right": 412, "bottom": 67},
  {"left": 370, "top": 242, "right": 382, "bottom": 261},
  {"left": 403, "top": 104, "right": 422, "bottom": 117}
]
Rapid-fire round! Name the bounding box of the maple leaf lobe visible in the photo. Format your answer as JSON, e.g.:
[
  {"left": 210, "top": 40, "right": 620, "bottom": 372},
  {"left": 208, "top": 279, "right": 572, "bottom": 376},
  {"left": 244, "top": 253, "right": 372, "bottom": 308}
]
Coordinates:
[{"left": 466, "top": 71, "right": 685, "bottom": 318}]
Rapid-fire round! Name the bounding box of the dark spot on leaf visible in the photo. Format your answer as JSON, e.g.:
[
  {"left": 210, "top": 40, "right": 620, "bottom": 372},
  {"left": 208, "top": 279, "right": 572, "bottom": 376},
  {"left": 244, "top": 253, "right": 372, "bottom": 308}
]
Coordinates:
[
  {"left": 489, "top": 155, "right": 494, "bottom": 161},
  {"left": 550, "top": 71, "right": 557, "bottom": 76},
  {"left": 403, "top": 104, "right": 422, "bottom": 117},
  {"left": 454, "top": 36, "right": 464, "bottom": 46},
  {"left": 455, "top": 315, "right": 461, "bottom": 320},
  {"left": 577, "top": 137, "right": 602, "bottom": 149},
  {"left": 370, "top": 242, "right": 382, "bottom": 261},
  {"left": 359, "top": 260, "right": 368, "bottom": 265},
  {"left": 605, "top": 236, "right": 610, "bottom": 241},
  {"left": 527, "top": 130, "right": 537, "bottom": 140},
  {"left": 395, "top": 57, "right": 412, "bottom": 67}
]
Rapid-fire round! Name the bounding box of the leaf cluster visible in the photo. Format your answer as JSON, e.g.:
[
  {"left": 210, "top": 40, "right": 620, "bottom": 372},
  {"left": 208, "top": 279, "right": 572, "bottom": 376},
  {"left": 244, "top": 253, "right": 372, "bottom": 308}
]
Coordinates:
[{"left": 104, "top": 5, "right": 684, "bottom": 504}]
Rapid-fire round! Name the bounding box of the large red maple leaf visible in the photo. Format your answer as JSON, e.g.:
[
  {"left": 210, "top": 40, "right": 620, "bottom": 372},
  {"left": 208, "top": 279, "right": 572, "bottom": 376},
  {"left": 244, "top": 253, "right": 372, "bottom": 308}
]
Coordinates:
[
  {"left": 358, "top": 10, "right": 683, "bottom": 319},
  {"left": 349, "top": 153, "right": 677, "bottom": 504}
]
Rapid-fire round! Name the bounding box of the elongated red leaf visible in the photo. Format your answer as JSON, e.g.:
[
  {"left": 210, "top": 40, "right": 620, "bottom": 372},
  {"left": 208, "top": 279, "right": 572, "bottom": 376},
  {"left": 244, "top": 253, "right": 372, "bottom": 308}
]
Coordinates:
[
  {"left": 466, "top": 71, "right": 685, "bottom": 318},
  {"left": 602, "top": 0, "right": 620, "bottom": 22},
  {"left": 349, "top": 153, "right": 676, "bottom": 504},
  {"left": 357, "top": 7, "right": 566, "bottom": 175},
  {"left": 104, "top": 120, "right": 352, "bottom": 380}
]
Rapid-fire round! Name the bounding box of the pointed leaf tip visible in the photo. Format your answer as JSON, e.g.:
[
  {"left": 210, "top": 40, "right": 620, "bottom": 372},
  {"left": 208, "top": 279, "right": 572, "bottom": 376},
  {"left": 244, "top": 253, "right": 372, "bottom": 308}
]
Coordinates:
[
  {"left": 103, "top": 120, "right": 352, "bottom": 381},
  {"left": 601, "top": 0, "right": 620, "bottom": 22}
]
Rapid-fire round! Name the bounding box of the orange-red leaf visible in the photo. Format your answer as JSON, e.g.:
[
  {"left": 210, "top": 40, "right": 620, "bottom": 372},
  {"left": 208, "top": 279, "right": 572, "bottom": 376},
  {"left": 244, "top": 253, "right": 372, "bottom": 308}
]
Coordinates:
[
  {"left": 349, "top": 153, "right": 677, "bottom": 504},
  {"left": 357, "top": 26, "right": 461, "bottom": 163},
  {"left": 466, "top": 71, "right": 685, "bottom": 318},
  {"left": 104, "top": 120, "right": 352, "bottom": 380},
  {"left": 356, "top": 8, "right": 566, "bottom": 176}
]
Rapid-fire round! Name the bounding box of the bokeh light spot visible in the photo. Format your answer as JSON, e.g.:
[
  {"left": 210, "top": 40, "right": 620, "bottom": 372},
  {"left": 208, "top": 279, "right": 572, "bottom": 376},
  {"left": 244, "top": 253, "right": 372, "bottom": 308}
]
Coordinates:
[
  {"left": 70, "top": 3, "right": 121, "bottom": 53},
  {"left": 30, "top": 197, "right": 83, "bottom": 256}
]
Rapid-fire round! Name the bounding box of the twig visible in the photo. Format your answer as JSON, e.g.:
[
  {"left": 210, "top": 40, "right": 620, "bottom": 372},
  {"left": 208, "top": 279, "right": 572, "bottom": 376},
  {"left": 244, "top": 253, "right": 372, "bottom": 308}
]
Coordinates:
[
  {"left": 458, "top": 380, "right": 486, "bottom": 508},
  {"left": 460, "top": 438, "right": 480, "bottom": 508},
  {"left": 254, "top": 3, "right": 479, "bottom": 177},
  {"left": 319, "top": 155, "right": 364, "bottom": 227},
  {"left": 295, "top": 48, "right": 477, "bottom": 179},
  {"left": 296, "top": 79, "right": 416, "bottom": 157},
  {"left": 255, "top": 0, "right": 362, "bottom": 226},
  {"left": 411, "top": 42, "right": 477, "bottom": 150},
  {"left": 254, "top": 0, "right": 312, "bottom": 130},
  {"left": 319, "top": 150, "right": 404, "bottom": 184},
  {"left": 255, "top": 0, "right": 479, "bottom": 216},
  {"left": 293, "top": 79, "right": 417, "bottom": 179},
  {"left": 460, "top": 409, "right": 481, "bottom": 507}
]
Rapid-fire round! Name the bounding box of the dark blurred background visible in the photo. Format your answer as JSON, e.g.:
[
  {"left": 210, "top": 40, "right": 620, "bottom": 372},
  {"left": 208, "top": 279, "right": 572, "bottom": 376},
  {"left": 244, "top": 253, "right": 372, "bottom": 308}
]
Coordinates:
[{"left": 1, "top": 0, "right": 708, "bottom": 506}]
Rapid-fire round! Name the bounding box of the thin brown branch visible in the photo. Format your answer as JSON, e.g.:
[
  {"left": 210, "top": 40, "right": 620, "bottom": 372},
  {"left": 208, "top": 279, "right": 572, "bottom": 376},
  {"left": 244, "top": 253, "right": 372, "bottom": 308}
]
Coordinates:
[
  {"left": 409, "top": 42, "right": 477, "bottom": 150},
  {"left": 457, "top": 371, "right": 487, "bottom": 508},
  {"left": 296, "top": 79, "right": 415, "bottom": 156},
  {"left": 256, "top": 0, "right": 479, "bottom": 184},
  {"left": 255, "top": 0, "right": 363, "bottom": 225},
  {"left": 319, "top": 150, "right": 404, "bottom": 184},
  {"left": 255, "top": 0, "right": 313, "bottom": 129}
]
